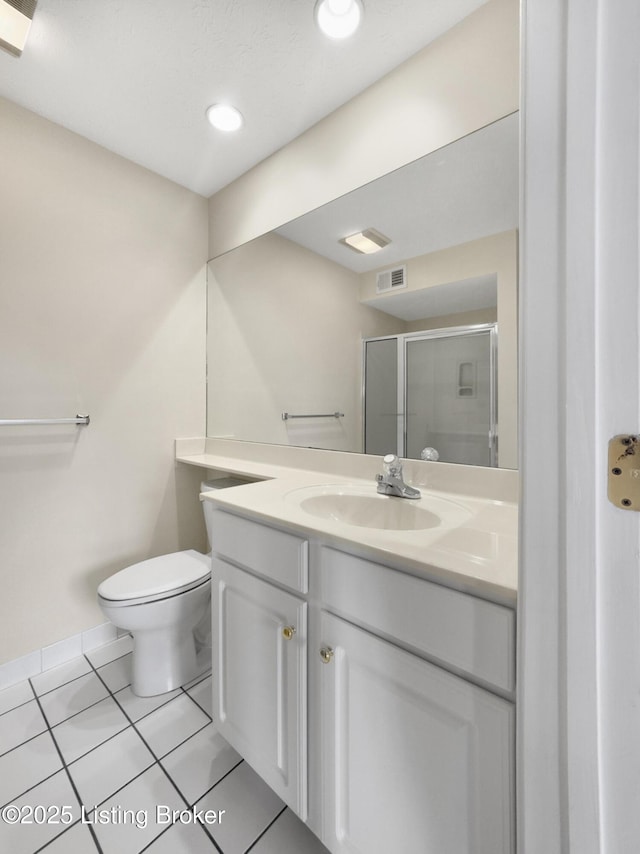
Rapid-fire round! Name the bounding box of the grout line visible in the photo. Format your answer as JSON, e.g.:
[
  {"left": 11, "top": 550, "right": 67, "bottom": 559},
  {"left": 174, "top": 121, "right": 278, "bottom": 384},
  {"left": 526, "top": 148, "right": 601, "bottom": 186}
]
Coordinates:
[
  {"left": 138, "top": 814, "right": 224, "bottom": 854},
  {"left": 65, "top": 659, "right": 182, "bottom": 851},
  {"left": 0, "top": 763, "right": 64, "bottom": 811},
  {"left": 155, "top": 719, "right": 212, "bottom": 761},
  {"left": 84, "top": 660, "right": 212, "bottom": 762},
  {"left": 182, "top": 668, "right": 212, "bottom": 691},
  {"left": 0, "top": 694, "right": 39, "bottom": 719},
  {"left": 180, "top": 684, "right": 213, "bottom": 720},
  {"left": 26, "top": 679, "right": 104, "bottom": 854},
  {"left": 87, "top": 656, "right": 198, "bottom": 822},
  {"left": 0, "top": 724, "right": 48, "bottom": 760},
  {"left": 176, "top": 755, "right": 245, "bottom": 809},
  {"left": 34, "top": 819, "right": 88, "bottom": 853},
  {"left": 32, "top": 666, "right": 94, "bottom": 700},
  {"left": 47, "top": 666, "right": 204, "bottom": 772},
  {"left": 87, "top": 655, "right": 247, "bottom": 853},
  {"left": 42, "top": 690, "right": 113, "bottom": 731},
  {"left": 28, "top": 641, "right": 131, "bottom": 703},
  {"left": 54, "top": 713, "right": 130, "bottom": 767},
  {"left": 3, "top": 648, "right": 274, "bottom": 854},
  {"left": 186, "top": 757, "right": 245, "bottom": 850},
  {"left": 53, "top": 719, "right": 130, "bottom": 767},
  {"left": 136, "top": 823, "right": 176, "bottom": 854},
  {"left": 64, "top": 721, "right": 152, "bottom": 770},
  {"left": 84, "top": 645, "right": 133, "bottom": 671},
  {"left": 244, "top": 805, "right": 288, "bottom": 854},
  {"left": 90, "top": 756, "right": 158, "bottom": 810},
  {"left": 111, "top": 686, "right": 180, "bottom": 722}
]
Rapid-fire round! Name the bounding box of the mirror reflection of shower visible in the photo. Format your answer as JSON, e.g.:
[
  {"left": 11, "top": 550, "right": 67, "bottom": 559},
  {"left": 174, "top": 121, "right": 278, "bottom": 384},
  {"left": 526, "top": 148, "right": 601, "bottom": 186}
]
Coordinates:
[{"left": 363, "top": 324, "right": 498, "bottom": 467}]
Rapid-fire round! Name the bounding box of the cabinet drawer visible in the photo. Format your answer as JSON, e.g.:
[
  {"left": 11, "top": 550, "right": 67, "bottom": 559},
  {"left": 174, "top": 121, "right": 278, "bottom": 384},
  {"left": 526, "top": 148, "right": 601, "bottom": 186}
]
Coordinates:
[
  {"left": 318, "top": 546, "right": 515, "bottom": 693},
  {"left": 210, "top": 509, "right": 308, "bottom": 593}
]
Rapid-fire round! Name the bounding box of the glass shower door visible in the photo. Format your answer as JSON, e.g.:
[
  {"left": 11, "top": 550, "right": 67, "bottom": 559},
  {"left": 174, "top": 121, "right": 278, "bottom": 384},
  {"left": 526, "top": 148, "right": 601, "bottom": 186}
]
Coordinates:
[
  {"left": 405, "top": 328, "right": 496, "bottom": 466},
  {"left": 363, "top": 337, "right": 400, "bottom": 456}
]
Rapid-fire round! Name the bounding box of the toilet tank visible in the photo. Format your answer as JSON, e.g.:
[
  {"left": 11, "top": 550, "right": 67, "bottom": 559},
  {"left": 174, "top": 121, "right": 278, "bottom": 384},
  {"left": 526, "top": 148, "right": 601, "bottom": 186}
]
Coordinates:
[{"left": 200, "top": 477, "right": 257, "bottom": 551}]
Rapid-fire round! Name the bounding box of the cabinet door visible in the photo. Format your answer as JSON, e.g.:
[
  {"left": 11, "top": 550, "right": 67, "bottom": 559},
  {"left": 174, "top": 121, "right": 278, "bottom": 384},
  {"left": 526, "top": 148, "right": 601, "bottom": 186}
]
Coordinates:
[
  {"left": 212, "top": 557, "right": 307, "bottom": 818},
  {"left": 319, "top": 612, "right": 514, "bottom": 854}
]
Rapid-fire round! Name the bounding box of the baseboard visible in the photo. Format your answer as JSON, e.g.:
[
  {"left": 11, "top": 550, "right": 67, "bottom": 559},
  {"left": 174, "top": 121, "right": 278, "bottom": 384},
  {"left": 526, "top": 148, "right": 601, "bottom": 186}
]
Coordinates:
[{"left": 0, "top": 622, "right": 129, "bottom": 692}]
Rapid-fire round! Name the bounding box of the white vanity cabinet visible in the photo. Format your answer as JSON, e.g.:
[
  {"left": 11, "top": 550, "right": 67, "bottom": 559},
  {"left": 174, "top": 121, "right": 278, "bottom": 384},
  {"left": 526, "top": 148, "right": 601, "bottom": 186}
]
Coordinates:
[{"left": 208, "top": 506, "right": 515, "bottom": 854}]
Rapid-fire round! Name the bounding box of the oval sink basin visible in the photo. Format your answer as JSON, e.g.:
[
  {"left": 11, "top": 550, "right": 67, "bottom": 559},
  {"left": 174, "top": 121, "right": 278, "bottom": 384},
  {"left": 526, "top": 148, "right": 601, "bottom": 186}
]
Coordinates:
[
  {"left": 300, "top": 493, "right": 439, "bottom": 530},
  {"left": 285, "top": 484, "right": 472, "bottom": 531}
]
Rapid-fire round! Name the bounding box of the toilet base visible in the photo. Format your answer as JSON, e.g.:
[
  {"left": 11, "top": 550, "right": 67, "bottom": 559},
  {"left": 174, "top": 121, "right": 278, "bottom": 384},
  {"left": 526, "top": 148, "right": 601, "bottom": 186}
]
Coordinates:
[{"left": 131, "top": 625, "right": 200, "bottom": 697}]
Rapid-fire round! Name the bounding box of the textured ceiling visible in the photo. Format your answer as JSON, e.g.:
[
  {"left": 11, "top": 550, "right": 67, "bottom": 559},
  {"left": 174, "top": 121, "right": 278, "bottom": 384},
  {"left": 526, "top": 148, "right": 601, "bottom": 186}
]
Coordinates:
[{"left": 0, "top": 0, "right": 487, "bottom": 197}]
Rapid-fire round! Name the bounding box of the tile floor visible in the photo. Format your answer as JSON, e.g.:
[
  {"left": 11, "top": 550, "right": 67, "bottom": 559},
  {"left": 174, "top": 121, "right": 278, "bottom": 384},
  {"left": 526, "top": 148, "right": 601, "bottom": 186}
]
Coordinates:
[{"left": 0, "top": 637, "right": 329, "bottom": 854}]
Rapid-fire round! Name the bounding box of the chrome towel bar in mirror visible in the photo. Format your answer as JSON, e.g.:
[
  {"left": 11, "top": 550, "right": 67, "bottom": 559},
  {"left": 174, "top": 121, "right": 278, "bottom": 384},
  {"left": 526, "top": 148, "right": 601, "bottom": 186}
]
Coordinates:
[{"left": 281, "top": 411, "right": 344, "bottom": 421}]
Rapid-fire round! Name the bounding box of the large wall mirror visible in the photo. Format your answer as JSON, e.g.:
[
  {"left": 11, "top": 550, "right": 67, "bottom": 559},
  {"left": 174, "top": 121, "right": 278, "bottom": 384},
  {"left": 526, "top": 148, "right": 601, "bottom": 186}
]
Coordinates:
[{"left": 207, "top": 111, "right": 518, "bottom": 469}]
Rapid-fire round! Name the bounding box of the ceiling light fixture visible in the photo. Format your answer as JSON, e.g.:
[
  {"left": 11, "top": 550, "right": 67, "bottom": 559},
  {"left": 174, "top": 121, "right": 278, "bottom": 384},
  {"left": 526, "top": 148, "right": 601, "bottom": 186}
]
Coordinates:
[
  {"left": 0, "top": 0, "right": 37, "bottom": 58},
  {"left": 314, "top": 0, "right": 364, "bottom": 40},
  {"left": 340, "top": 228, "right": 390, "bottom": 254},
  {"left": 206, "top": 103, "right": 244, "bottom": 132}
]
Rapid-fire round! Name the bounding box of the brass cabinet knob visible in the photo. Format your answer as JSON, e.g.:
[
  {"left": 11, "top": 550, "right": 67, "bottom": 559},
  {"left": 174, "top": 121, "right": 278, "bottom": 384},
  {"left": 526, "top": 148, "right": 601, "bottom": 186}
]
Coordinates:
[
  {"left": 282, "top": 625, "right": 296, "bottom": 641},
  {"left": 319, "top": 646, "right": 334, "bottom": 664}
]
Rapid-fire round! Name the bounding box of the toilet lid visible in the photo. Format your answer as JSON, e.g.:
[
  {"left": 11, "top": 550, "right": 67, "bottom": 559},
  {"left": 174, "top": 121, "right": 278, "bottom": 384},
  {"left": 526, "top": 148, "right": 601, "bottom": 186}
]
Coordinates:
[{"left": 97, "top": 550, "right": 210, "bottom": 602}]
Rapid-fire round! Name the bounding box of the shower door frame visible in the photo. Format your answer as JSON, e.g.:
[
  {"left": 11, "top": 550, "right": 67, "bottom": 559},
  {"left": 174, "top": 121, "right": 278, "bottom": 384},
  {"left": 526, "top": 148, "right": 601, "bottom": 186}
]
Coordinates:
[{"left": 362, "top": 322, "right": 498, "bottom": 466}]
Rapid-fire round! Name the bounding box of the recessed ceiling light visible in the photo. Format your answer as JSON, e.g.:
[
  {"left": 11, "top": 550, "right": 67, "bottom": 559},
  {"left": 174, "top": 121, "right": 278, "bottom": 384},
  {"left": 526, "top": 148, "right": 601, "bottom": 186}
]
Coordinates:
[
  {"left": 206, "top": 104, "right": 244, "bottom": 133},
  {"left": 340, "top": 228, "right": 390, "bottom": 254},
  {"left": 314, "top": 0, "right": 364, "bottom": 40},
  {"left": 0, "top": 0, "right": 37, "bottom": 58}
]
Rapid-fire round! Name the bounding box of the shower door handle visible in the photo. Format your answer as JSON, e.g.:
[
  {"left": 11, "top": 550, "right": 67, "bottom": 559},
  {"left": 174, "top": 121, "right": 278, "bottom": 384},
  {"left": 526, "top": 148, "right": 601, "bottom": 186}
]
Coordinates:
[{"left": 488, "top": 428, "right": 498, "bottom": 466}]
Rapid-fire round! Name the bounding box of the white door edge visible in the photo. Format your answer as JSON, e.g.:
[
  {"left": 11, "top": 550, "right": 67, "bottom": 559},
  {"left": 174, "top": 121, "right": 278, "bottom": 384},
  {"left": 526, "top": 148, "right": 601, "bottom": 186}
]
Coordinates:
[{"left": 519, "top": 0, "right": 640, "bottom": 852}]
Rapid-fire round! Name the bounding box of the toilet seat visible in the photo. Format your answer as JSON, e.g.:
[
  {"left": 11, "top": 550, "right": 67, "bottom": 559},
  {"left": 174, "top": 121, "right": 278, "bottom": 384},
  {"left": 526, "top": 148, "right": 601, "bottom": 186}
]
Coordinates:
[{"left": 97, "top": 550, "right": 210, "bottom": 607}]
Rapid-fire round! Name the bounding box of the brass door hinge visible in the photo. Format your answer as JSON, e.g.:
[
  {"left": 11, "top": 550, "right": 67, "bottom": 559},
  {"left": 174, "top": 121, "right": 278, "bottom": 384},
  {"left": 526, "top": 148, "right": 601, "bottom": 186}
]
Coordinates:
[{"left": 608, "top": 435, "right": 640, "bottom": 510}]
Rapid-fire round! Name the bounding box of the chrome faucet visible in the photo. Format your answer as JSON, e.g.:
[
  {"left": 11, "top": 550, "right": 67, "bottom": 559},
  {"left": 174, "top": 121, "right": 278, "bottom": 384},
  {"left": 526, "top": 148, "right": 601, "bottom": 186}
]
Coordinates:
[{"left": 376, "top": 454, "right": 421, "bottom": 499}]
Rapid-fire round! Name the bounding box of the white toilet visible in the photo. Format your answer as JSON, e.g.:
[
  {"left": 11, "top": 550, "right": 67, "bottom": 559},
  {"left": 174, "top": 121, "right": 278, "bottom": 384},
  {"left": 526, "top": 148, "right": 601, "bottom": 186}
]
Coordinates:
[{"left": 97, "top": 480, "right": 219, "bottom": 697}]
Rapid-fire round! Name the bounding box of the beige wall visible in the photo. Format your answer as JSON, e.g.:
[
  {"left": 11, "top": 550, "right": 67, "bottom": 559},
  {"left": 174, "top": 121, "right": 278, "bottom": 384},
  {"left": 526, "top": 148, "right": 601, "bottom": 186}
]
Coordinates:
[
  {"left": 360, "top": 231, "right": 518, "bottom": 468},
  {"left": 0, "top": 98, "right": 208, "bottom": 664},
  {"left": 208, "top": 0, "right": 519, "bottom": 258},
  {"left": 208, "top": 233, "right": 400, "bottom": 451}
]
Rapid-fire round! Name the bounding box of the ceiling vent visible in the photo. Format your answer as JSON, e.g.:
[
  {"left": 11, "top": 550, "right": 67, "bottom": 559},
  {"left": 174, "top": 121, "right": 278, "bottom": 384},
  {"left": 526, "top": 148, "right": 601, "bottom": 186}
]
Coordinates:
[
  {"left": 0, "top": 0, "right": 38, "bottom": 57},
  {"left": 376, "top": 265, "right": 407, "bottom": 295}
]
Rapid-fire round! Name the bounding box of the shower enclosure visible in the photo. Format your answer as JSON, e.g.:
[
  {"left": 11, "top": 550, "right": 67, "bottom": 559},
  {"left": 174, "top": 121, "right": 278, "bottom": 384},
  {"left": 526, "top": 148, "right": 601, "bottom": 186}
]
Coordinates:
[{"left": 363, "top": 324, "right": 498, "bottom": 467}]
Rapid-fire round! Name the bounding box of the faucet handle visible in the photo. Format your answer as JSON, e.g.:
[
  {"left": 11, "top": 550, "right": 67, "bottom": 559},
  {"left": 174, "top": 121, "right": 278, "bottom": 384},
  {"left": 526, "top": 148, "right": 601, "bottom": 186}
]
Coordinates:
[{"left": 382, "top": 453, "right": 403, "bottom": 476}]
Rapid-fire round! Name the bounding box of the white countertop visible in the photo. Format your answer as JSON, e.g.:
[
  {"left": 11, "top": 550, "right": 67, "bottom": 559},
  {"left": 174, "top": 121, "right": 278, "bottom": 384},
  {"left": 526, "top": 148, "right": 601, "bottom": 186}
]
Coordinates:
[{"left": 178, "top": 450, "right": 518, "bottom": 607}]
